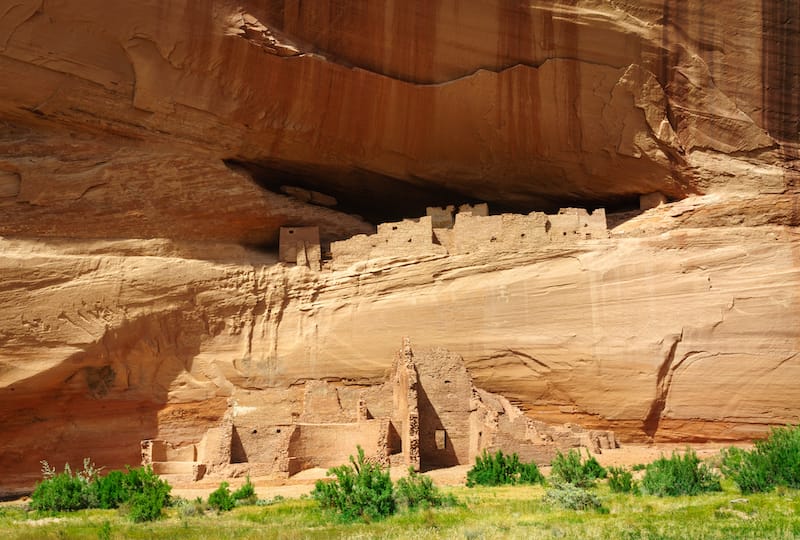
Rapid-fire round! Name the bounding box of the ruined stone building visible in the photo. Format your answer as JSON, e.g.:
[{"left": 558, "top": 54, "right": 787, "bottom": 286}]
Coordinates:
[
  {"left": 328, "top": 205, "right": 608, "bottom": 270},
  {"left": 142, "top": 339, "right": 616, "bottom": 481},
  {"left": 278, "top": 226, "right": 321, "bottom": 270}
]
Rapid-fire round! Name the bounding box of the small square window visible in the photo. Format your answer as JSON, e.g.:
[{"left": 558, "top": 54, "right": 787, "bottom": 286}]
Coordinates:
[{"left": 435, "top": 430, "right": 446, "bottom": 450}]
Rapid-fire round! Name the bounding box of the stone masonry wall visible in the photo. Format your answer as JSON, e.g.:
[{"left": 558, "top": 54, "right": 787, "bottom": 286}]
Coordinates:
[
  {"left": 331, "top": 216, "right": 446, "bottom": 269},
  {"left": 330, "top": 206, "right": 608, "bottom": 268}
]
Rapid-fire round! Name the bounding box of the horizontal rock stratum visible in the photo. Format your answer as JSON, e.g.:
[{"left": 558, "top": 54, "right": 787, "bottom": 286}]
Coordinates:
[{"left": 0, "top": 0, "right": 799, "bottom": 492}]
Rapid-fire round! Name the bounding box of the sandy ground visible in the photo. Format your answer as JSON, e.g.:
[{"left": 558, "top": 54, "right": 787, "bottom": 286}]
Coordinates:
[{"left": 1, "top": 442, "right": 752, "bottom": 505}]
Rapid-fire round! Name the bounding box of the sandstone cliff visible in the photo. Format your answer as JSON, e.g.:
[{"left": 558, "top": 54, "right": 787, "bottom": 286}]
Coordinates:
[{"left": 1, "top": 1, "right": 799, "bottom": 493}]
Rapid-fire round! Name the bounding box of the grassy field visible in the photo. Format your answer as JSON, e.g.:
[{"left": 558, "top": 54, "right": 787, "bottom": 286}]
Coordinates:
[{"left": 1, "top": 479, "right": 798, "bottom": 540}]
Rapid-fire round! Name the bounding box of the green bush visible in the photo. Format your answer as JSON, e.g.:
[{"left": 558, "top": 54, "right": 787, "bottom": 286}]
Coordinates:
[
  {"left": 394, "top": 467, "right": 456, "bottom": 510},
  {"left": 543, "top": 483, "right": 604, "bottom": 511},
  {"left": 30, "top": 460, "right": 170, "bottom": 521},
  {"left": 312, "top": 446, "right": 395, "bottom": 522},
  {"left": 208, "top": 482, "right": 236, "bottom": 512},
  {"left": 466, "top": 450, "right": 543, "bottom": 487},
  {"left": 720, "top": 447, "right": 772, "bottom": 494},
  {"left": 640, "top": 449, "right": 721, "bottom": 497},
  {"left": 89, "top": 470, "right": 127, "bottom": 509},
  {"left": 30, "top": 462, "right": 91, "bottom": 512},
  {"left": 757, "top": 425, "right": 800, "bottom": 488},
  {"left": 550, "top": 449, "right": 606, "bottom": 488},
  {"left": 582, "top": 455, "right": 608, "bottom": 480},
  {"left": 607, "top": 466, "right": 635, "bottom": 493},
  {"left": 232, "top": 476, "right": 257, "bottom": 505},
  {"left": 721, "top": 425, "right": 800, "bottom": 494},
  {"left": 124, "top": 466, "right": 171, "bottom": 522}
]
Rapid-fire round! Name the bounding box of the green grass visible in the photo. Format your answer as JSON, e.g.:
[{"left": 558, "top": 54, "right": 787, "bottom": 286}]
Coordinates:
[{"left": 1, "top": 482, "right": 798, "bottom": 539}]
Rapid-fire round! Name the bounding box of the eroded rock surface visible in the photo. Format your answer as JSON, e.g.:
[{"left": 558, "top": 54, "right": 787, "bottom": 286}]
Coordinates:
[{"left": 1, "top": 1, "right": 799, "bottom": 493}]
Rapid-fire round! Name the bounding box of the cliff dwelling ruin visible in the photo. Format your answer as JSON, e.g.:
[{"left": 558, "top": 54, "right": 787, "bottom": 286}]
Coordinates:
[
  {"left": 141, "top": 339, "right": 616, "bottom": 481},
  {"left": 280, "top": 204, "right": 609, "bottom": 270}
]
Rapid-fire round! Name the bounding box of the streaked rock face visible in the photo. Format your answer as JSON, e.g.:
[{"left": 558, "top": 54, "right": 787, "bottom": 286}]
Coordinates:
[{"left": 0, "top": 1, "right": 798, "bottom": 492}]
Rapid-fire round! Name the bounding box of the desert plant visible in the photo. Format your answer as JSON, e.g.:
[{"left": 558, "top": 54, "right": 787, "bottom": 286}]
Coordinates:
[
  {"left": 394, "top": 467, "right": 455, "bottom": 510},
  {"left": 640, "top": 449, "right": 721, "bottom": 497},
  {"left": 720, "top": 447, "right": 772, "bottom": 494},
  {"left": 756, "top": 425, "right": 800, "bottom": 488},
  {"left": 582, "top": 455, "right": 607, "bottom": 480},
  {"left": 543, "top": 482, "right": 604, "bottom": 511},
  {"left": 30, "top": 460, "right": 171, "bottom": 520},
  {"left": 607, "top": 466, "right": 635, "bottom": 493},
  {"left": 550, "top": 449, "right": 606, "bottom": 488},
  {"left": 312, "top": 445, "right": 395, "bottom": 522},
  {"left": 208, "top": 482, "right": 236, "bottom": 512},
  {"left": 721, "top": 425, "right": 800, "bottom": 494},
  {"left": 232, "top": 475, "right": 257, "bottom": 505},
  {"left": 175, "top": 496, "right": 208, "bottom": 517},
  {"left": 466, "top": 450, "right": 543, "bottom": 487},
  {"left": 124, "top": 466, "right": 171, "bottom": 522},
  {"left": 30, "top": 461, "right": 91, "bottom": 512},
  {"left": 89, "top": 470, "right": 127, "bottom": 509}
]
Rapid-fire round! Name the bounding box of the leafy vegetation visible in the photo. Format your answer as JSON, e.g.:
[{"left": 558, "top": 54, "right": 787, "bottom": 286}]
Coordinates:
[
  {"left": 126, "top": 467, "right": 172, "bottom": 523},
  {"left": 312, "top": 446, "right": 396, "bottom": 522},
  {"left": 394, "top": 467, "right": 456, "bottom": 510},
  {"left": 549, "top": 449, "right": 607, "bottom": 488},
  {"left": 543, "top": 482, "right": 605, "bottom": 511},
  {"left": 4, "top": 475, "right": 800, "bottom": 539},
  {"left": 233, "top": 476, "right": 257, "bottom": 505},
  {"left": 465, "top": 449, "right": 544, "bottom": 487},
  {"left": 15, "top": 442, "right": 800, "bottom": 537},
  {"left": 721, "top": 425, "right": 800, "bottom": 494},
  {"left": 30, "top": 461, "right": 92, "bottom": 512},
  {"left": 30, "top": 460, "right": 171, "bottom": 521},
  {"left": 89, "top": 470, "right": 127, "bottom": 509},
  {"left": 607, "top": 466, "right": 635, "bottom": 493},
  {"left": 640, "top": 449, "right": 721, "bottom": 497},
  {"left": 208, "top": 482, "right": 236, "bottom": 512}
]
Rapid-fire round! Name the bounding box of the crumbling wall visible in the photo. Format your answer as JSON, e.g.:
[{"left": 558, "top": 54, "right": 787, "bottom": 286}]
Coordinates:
[
  {"left": 286, "top": 421, "right": 386, "bottom": 469},
  {"left": 458, "top": 203, "right": 489, "bottom": 216},
  {"left": 426, "top": 205, "right": 455, "bottom": 228},
  {"left": 451, "top": 212, "right": 550, "bottom": 254},
  {"left": 330, "top": 216, "right": 446, "bottom": 269},
  {"left": 330, "top": 206, "right": 608, "bottom": 267},
  {"left": 148, "top": 340, "right": 616, "bottom": 479},
  {"left": 548, "top": 208, "right": 608, "bottom": 242},
  {"left": 414, "top": 348, "right": 473, "bottom": 467},
  {"left": 392, "top": 337, "right": 420, "bottom": 470},
  {"left": 279, "top": 226, "right": 321, "bottom": 270}
]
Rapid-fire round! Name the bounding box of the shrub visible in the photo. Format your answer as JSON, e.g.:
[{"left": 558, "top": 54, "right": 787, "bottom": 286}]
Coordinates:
[
  {"left": 232, "top": 476, "right": 257, "bottom": 505},
  {"left": 640, "top": 449, "right": 721, "bottom": 497},
  {"left": 312, "top": 445, "right": 395, "bottom": 522},
  {"left": 395, "top": 467, "right": 455, "bottom": 510},
  {"left": 550, "top": 449, "right": 606, "bottom": 488},
  {"left": 89, "top": 470, "right": 127, "bottom": 509},
  {"left": 720, "top": 447, "right": 772, "bottom": 494},
  {"left": 721, "top": 425, "right": 800, "bottom": 493},
  {"left": 30, "top": 460, "right": 170, "bottom": 521},
  {"left": 466, "top": 450, "right": 544, "bottom": 487},
  {"left": 208, "top": 482, "right": 236, "bottom": 512},
  {"left": 543, "top": 483, "right": 604, "bottom": 511},
  {"left": 175, "top": 496, "right": 208, "bottom": 517},
  {"left": 582, "top": 455, "right": 608, "bottom": 480},
  {"left": 757, "top": 425, "right": 800, "bottom": 488},
  {"left": 607, "top": 466, "right": 635, "bottom": 493},
  {"left": 30, "top": 462, "right": 91, "bottom": 512},
  {"left": 124, "top": 466, "right": 171, "bottom": 522}
]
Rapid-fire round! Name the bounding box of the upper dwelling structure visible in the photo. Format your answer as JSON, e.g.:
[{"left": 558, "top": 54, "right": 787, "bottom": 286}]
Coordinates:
[{"left": 327, "top": 205, "right": 608, "bottom": 270}]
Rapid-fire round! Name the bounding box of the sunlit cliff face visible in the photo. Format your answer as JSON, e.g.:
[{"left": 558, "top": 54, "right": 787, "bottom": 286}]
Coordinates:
[{"left": 0, "top": 1, "right": 798, "bottom": 495}]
